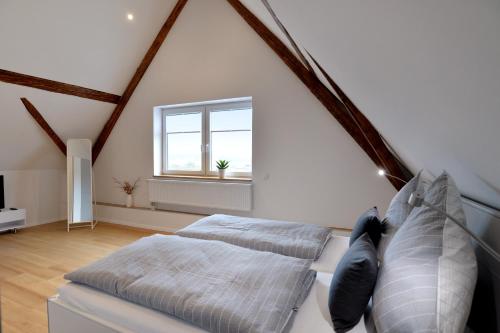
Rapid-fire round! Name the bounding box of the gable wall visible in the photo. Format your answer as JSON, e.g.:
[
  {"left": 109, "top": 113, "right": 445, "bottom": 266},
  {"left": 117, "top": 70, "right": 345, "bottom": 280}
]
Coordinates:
[{"left": 93, "top": 0, "right": 396, "bottom": 229}]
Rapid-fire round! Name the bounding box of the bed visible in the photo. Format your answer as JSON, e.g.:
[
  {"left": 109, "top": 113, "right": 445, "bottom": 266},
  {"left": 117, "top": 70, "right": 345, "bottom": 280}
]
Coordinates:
[
  {"left": 175, "top": 214, "right": 350, "bottom": 274},
  {"left": 310, "top": 234, "right": 349, "bottom": 273},
  {"left": 48, "top": 272, "right": 367, "bottom": 333},
  {"left": 176, "top": 214, "right": 334, "bottom": 260},
  {"left": 47, "top": 233, "right": 357, "bottom": 333},
  {"left": 48, "top": 182, "right": 493, "bottom": 333}
]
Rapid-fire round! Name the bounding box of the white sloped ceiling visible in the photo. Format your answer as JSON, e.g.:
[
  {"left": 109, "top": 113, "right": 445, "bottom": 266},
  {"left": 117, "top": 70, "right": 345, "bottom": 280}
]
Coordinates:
[
  {"left": 0, "top": 0, "right": 178, "bottom": 170},
  {"left": 241, "top": 0, "right": 500, "bottom": 208}
]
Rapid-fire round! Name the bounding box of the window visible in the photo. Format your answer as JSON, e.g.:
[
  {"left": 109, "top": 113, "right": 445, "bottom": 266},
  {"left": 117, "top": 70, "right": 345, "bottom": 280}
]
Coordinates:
[{"left": 159, "top": 98, "right": 252, "bottom": 178}]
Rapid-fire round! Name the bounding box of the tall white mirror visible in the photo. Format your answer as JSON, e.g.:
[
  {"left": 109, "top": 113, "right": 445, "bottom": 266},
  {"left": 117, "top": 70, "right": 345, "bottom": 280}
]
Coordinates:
[{"left": 67, "top": 139, "right": 95, "bottom": 231}]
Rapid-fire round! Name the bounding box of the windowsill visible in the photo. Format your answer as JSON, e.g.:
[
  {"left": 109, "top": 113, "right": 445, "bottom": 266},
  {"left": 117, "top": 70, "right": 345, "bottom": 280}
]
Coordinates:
[{"left": 152, "top": 174, "right": 252, "bottom": 183}]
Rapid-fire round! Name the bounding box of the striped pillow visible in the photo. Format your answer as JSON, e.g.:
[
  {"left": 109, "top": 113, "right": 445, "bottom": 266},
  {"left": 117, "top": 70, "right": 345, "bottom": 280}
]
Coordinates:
[
  {"left": 377, "top": 170, "right": 425, "bottom": 260},
  {"left": 372, "top": 172, "right": 477, "bottom": 333}
]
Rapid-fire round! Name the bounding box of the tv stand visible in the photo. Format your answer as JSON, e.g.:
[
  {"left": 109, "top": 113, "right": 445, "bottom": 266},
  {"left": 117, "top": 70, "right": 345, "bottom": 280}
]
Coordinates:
[{"left": 0, "top": 208, "right": 26, "bottom": 233}]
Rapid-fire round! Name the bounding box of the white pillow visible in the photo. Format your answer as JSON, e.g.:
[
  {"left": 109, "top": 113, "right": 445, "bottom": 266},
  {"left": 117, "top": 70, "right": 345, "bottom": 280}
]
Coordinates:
[
  {"left": 378, "top": 170, "right": 425, "bottom": 260},
  {"left": 372, "top": 172, "right": 477, "bottom": 333}
]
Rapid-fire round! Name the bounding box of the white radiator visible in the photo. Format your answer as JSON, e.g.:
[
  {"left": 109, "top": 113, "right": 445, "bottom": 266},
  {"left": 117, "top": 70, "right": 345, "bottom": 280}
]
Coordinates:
[{"left": 148, "top": 179, "right": 252, "bottom": 212}]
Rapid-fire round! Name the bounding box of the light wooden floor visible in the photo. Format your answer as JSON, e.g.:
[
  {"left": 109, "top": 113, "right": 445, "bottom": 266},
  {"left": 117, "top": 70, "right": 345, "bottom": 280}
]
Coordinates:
[{"left": 0, "top": 221, "right": 166, "bottom": 333}]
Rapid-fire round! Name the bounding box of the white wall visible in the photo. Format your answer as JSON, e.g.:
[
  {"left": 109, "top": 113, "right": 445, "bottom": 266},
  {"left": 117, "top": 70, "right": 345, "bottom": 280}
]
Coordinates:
[
  {"left": 93, "top": 0, "right": 396, "bottom": 230},
  {"left": 0, "top": 169, "right": 66, "bottom": 226},
  {"left": 242, "top": 0, "right": 500, "bottom": 209},
  {"left": 95, "top": 205, "right": 202, "bottom": 232}
]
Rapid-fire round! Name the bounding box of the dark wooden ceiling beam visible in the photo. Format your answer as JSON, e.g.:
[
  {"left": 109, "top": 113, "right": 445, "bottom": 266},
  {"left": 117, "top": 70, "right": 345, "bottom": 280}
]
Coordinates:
[
  {"left": 92, "top": 0, "right": 188, "bottom": 164},
  {"left": 20, "top": 98, "right": 66, "bottom": 155},
  {"left": 306, "top": 53, "right": 413, "bottom": 188},
  {"left": 1, "top": 69, "right": 121, "bottom": 104},
  {"left": 260, "top": 0, "right": 313, "bottom": 72},
  {"left": 226, "top": 0, "right": 411, "bottom": 189}
]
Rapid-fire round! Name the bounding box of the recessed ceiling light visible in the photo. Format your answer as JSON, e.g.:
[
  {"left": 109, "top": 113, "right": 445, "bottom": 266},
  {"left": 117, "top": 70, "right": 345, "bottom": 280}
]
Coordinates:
[{"left": 127, "top": 13, "right": 134, "bottom": 21}]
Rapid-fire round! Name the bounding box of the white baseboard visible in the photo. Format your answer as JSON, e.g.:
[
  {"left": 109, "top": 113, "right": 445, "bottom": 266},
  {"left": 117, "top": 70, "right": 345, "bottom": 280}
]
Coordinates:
[
  {"left": 25, "top": 216, "right": 67, "bottom": 227},
  {"left": 95, "top": 217, "right": 180, "bottom": 233},
  {"left": 95, "top": 204, "right": 203, "bottom": 233}
]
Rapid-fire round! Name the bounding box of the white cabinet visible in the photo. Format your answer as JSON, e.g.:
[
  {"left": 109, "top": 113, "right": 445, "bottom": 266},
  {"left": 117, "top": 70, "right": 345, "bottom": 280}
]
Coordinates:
[{"left": 0, "top": 208, "right": 26, "bottom": 232}]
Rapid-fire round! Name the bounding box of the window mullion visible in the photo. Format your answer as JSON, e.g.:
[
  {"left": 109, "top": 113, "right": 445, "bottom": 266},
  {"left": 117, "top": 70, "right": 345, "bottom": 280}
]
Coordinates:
[{"left": 203, "top": 108, "right": 209, "bottom": 176}]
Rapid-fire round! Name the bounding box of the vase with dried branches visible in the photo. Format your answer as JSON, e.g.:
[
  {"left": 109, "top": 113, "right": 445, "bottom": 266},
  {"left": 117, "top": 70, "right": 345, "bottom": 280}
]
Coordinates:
[{"left": 113, "top": 178, "right": 140, "bottom": 208}]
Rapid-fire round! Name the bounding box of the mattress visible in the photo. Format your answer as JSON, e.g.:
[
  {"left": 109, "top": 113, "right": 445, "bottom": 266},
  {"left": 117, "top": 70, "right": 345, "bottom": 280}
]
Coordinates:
[
  {"left": 57, "top": 272, "right": 367, "bottom": 333},
  {"left": 311, "top": 235, "right": 350, "bottom": 273}
]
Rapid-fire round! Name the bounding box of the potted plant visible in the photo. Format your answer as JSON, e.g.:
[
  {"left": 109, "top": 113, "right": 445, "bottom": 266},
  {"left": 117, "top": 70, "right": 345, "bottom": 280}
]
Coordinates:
[
  {"left": 216, "top": 160, "right": 229, "bottom": 179},
  {"left": 113, "top": 178, "right": 140, "bottom": 208}
]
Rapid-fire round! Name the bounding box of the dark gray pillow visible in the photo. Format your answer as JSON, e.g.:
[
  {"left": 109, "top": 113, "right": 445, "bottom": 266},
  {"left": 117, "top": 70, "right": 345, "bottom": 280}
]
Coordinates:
[
  {"left": 350, "top": 207, "right": 383, "bottom": 247},
  {"left": 329, "top": 233, "right": 379, "bottom": 332}
]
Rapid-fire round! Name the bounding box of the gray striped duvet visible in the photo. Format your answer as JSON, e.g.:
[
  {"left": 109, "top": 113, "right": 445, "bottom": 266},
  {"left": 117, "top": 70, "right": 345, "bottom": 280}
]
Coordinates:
[
  {"left": 176, "top": 214, "right": 331, "bottom": 260},
  {"left": 65, "top": 235, "right": 316, "bottom": 333}
]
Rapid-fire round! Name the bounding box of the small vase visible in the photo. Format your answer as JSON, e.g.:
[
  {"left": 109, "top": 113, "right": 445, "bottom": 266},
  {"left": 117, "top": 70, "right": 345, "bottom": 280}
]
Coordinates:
[
  {"left": 126, "top": 194, "right": 133, "bottom": 208},
  {"left": 218, "top": 169, "right": 226, "bottom": 179}
]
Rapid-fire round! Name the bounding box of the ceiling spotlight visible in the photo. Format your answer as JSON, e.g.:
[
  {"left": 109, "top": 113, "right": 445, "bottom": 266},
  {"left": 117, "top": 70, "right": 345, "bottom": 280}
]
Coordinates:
[
  {"left": 376, "top": 169, "right": 408, "bottom": 184},
  {"left": 127, "top": 13, "right": 134, "bottom": 21}
]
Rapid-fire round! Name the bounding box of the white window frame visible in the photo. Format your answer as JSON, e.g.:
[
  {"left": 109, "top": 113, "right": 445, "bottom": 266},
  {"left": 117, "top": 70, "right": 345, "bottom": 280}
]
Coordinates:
[
  {"left": 162, "top": 105, "right": 205, "bottom": 176},
  {"left": 160, "top": 98, "right": 252, "bottom": 178}
]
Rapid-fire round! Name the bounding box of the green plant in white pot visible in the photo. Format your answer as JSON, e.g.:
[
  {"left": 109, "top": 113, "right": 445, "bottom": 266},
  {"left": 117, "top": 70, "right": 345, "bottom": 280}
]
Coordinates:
[{"left": 216, "top": 160, "right": 229, "bottom": 179}]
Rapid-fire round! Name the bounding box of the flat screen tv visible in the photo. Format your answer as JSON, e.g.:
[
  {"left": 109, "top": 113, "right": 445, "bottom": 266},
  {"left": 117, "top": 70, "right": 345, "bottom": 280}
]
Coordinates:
[{"left": 0, "top": 175, "right": 4, "bottom": 210}]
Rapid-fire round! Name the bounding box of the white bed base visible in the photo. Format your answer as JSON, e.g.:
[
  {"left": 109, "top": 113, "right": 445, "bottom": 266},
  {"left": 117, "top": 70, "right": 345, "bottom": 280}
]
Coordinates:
[{"left": 48, "top": 296, "right": 133, "bottom": 333}]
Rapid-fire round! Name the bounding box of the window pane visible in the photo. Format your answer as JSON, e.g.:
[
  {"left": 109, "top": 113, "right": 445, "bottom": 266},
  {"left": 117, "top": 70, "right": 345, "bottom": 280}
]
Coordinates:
[
  {"left": 210, "top": 108, "right": 252, "bottom": 131},
  {"left": 165, "top": 112, "right": 201, "bottom": 133},
  {"left": 211, "top": 131, "right": 252, "bottom": 172},
  {"left": 167, "top": 133, "right": 201, "bottom": 171}
]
